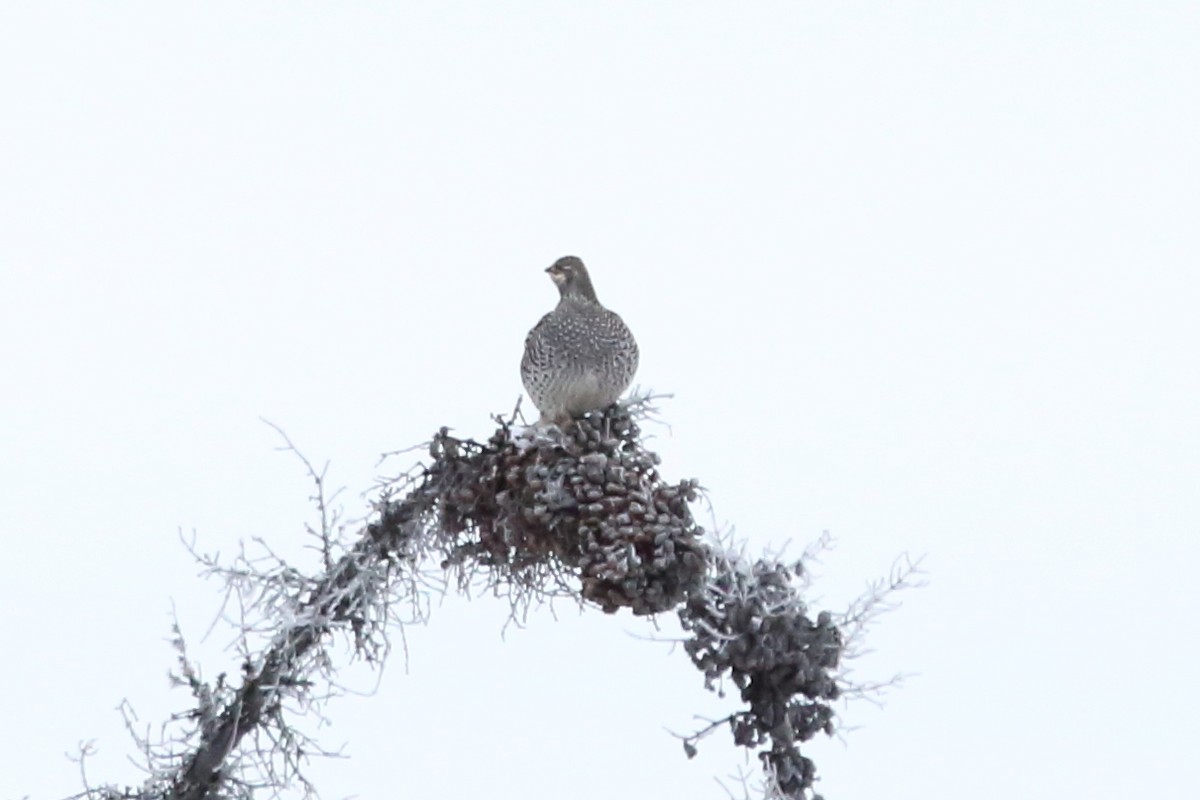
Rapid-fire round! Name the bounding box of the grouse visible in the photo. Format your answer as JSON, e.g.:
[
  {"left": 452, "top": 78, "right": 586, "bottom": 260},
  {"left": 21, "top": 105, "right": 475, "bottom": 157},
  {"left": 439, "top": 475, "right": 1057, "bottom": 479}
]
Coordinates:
[{"left": 520, "top": 255, "right": 639, "bottom": 426}]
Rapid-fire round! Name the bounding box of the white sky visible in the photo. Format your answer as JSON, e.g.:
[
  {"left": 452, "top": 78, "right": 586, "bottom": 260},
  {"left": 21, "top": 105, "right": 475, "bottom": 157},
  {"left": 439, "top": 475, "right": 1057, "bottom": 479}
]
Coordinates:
[{"left": 2, "top": 3, "right": 1197, "bottom": 798}]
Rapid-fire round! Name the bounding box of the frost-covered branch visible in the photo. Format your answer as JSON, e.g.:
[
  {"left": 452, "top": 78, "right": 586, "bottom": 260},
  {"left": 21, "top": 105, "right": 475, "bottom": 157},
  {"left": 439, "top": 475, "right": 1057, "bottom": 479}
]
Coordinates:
[{"left": 60, "top": 399, "right": 911, "bottom": 800}]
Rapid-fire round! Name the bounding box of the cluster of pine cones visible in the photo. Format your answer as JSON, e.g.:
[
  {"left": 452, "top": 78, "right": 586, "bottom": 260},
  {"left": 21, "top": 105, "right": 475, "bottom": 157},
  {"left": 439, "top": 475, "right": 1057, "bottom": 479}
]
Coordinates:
[
  {"left": 433, "top": 404, "right": 709, "bottom": 616},
  {"left": 386, "top": 400, "right": 840, "bottom": 799},
  {"left": 680, "top": 557, "right": 842, "bottom": 797}
]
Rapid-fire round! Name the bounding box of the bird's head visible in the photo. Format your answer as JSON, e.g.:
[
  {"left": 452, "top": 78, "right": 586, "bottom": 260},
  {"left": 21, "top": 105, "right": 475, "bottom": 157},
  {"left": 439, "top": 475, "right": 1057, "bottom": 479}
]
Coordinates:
[{"left": 547, "top": 255, "right": 599, "bottom": 303}]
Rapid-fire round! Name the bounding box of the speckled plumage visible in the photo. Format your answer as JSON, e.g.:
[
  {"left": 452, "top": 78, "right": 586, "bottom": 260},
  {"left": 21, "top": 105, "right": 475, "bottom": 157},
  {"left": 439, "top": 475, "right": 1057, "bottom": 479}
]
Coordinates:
[{"left": 521, "top": 256, "right": 639, "bottom": 426}]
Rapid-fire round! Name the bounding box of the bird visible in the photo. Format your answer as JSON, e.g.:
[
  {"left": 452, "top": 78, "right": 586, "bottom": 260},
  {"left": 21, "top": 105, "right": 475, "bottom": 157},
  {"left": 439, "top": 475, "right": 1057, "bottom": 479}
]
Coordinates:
[{"left": 521, "top": 255, "right": 639, "bottom": 427}]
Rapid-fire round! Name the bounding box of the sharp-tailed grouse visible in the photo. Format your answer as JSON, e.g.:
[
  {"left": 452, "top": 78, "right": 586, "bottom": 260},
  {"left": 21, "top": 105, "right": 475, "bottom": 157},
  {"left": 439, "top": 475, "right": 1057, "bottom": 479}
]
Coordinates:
[{"left": 520, "top": 255, "right": 639, "bottom": 426}]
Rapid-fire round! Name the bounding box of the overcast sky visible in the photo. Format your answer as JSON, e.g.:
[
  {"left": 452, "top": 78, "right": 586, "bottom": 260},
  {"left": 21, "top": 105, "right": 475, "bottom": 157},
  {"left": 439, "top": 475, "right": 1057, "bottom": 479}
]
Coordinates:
[{"left": 2, "top": 3, "right": 1197, "bottom": 799}]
